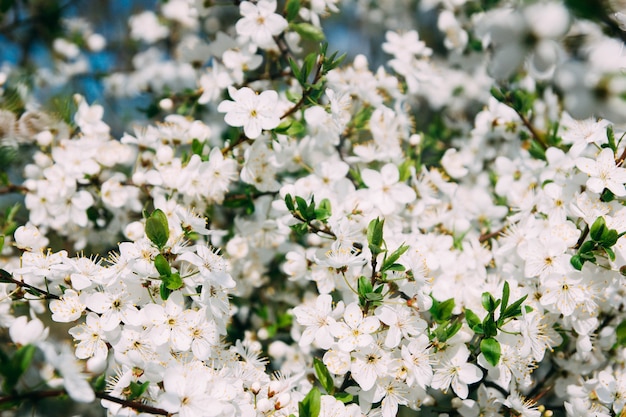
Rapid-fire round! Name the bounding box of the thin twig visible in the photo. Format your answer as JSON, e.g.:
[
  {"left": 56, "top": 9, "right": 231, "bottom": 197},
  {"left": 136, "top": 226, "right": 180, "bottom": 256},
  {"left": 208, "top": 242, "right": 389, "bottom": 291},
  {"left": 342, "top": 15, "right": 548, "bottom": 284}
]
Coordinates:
[
  {"left": 0, "top": 269, "right": 60, "bottom": 300},
  {"left": 0, "top": 184, "right": 28, "bottom": 195}
]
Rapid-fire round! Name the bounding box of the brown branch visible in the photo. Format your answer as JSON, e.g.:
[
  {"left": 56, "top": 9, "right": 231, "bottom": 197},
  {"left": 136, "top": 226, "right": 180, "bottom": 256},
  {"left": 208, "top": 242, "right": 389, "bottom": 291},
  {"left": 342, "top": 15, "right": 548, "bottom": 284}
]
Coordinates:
[
  {"left": 478, "top": 226, "right": 505, "bottom": 243},
  {"left": 0, "top": 269, "right": 60, "bottom": 300},
  {"left": 96, "top": 392, "right": 171, "bottom": 416},
  {"left": 0, "top": 184, "right": 28, "bottom": 195},
  {"left": 221, "top": 134, "right": 251, "bottom": 156},
  {"left": 0, "top": 389, "right": 171, "bottom": 416},
  {"left": 292, "top": 212, "right": 336, "bottom": 238},
  {"left": 514, "top": 108, "right": 547, "bottom": 150}
]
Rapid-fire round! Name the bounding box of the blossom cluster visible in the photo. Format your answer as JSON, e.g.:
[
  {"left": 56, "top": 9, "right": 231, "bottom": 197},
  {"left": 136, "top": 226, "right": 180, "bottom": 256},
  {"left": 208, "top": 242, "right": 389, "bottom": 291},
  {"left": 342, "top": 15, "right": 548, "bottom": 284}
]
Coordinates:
[{"left": 0, "top": 0, "right": 625, "bottom": 416}]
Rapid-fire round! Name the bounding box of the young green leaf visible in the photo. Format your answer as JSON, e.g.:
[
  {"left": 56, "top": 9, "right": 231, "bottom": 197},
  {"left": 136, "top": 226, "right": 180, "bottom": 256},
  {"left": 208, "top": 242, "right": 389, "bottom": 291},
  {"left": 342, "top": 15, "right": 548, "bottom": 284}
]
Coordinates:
[
  {"left": 590, "top": 217, "right": 607, "bottom": 242},
  {"left": 381, "top": 244, "right": 409, "bottom": 272},
  {"left": 464, "top": 308, "right": 482, "bottom": 332},
  {"left": 154, "top": 254, "right": 171, "bottom": 277},
  {"left": 285, "top": 0, "right": 300, "bottom": 21},
  {"left": 570, "top": 254, "right": 584, "bottom": 271},
  {"left": 500, "top": 281, "right": 510, "bottom": 317},
  {"left": 480, "top": 337, "right": 501, "bottom": 366},
  {"left": 163, "top": 273, "right": 183, "bottom": 290},
  {"left": 145, "top": 209, "right": 169, "bottom": 249},
  {"left": 313, "top": 358, "right": 334, "bottom": 394},
  {"left": 367, "top": 217, "right": 384, "bottom": 255},
  {"left": 160, "top": 282, "right": 172, "bottom": 300},
  {"left": 299, "top": 387, "right": 321, "bottom": 417},
  {"left": 291, "top": 22, "right": 325, "bottom": 42},
  {"left": 616, "top": 320, "right": 626, "bottom": 346}
]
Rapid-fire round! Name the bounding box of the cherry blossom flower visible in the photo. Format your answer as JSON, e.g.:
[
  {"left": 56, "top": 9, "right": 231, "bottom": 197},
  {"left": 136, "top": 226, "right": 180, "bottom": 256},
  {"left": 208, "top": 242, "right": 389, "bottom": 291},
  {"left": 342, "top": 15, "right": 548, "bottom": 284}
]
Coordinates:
[
  {"left": 431, "top": 344, "right": 482, "bottom": 399},
  {"left": 576, "top": 148, "right": 626, "bottom": 196},
  {"left": 330, "top": 302, "right": 380, "bottom": 352},
  {"left": 218, "top": 86, "right": 281, "bottom": 139},
  {"left": 235, "top": 0, "right": 287, "bottom": 49}
]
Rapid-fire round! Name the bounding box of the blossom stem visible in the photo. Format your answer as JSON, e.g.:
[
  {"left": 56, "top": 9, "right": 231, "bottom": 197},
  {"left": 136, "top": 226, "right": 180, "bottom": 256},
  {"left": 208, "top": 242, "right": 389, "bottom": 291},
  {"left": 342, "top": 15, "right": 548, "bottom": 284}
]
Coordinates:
[{"left": 340, "top": 271, "right": 359, "bottom": 296}]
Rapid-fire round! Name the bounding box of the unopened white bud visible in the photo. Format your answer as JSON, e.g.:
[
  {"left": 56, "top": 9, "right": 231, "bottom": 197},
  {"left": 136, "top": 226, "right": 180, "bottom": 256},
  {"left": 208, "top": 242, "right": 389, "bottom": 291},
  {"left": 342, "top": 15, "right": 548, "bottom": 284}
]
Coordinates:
[
  {"left": 250, "top": 381, "right": 261, "bottom": 395},
  {"left": 159, "top": 98, "right": 174, "bottom": 111},
  {"left": 275, "top": 393, "right": 291, "bottom": 410}
]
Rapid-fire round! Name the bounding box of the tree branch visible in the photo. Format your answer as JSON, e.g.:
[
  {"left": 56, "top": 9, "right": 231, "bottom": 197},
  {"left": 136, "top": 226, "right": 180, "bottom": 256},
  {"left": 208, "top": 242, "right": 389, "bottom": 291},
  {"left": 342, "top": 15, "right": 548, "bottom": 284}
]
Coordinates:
[{"left": 0, "top": 269, "right": 60, "bottom": 300}]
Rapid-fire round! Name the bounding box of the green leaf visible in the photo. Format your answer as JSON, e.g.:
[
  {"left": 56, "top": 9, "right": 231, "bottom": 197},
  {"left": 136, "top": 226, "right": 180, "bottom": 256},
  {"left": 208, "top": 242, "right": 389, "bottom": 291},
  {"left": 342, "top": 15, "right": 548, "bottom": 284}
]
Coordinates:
[
  {"left": 601, "top": 188, "right": 615, "bottom": 202},
  {"left": 579, "top": 240, "right": 596, "bottom": 254},
  {"left": 605, "top": 246, "right": 616, "bottom": 262},
  {"left": 383, "top": 263, "right": 405, "bottom": 272},
  {"left": 357, "top": 276, "right": 373, "bottom": 298},
  {"left": 191, "top": 138, "right": 204, "bottom": 156},
  {"left": 483, "top": 316, "right": 497, "bottom": 338},
  {"left": 160, "top": 282, "right": 172, "bottom": 300},
  {"left": 600, "top": 229, "right": 619, "bottom": 248},
  {"left": 500, "top": 281, "right": 510, "bottom": 317},
  {"left": 430, "top": 297, "right": 455, "bottom": 323},
  {"left": 528, "top": 139, "right": 546, "bottom": 161},
  {"left": 481, "top": 292, "right": 498, "bottom": 313},
  {"left": 154, "top": 254, "right": 172, "bottom": 277},
  {"left": 490, "top": 86, "right": 505, "bottom": 102},
  {"left": 315, "top": 198, "right": 332, "bottom": 221},
  {"left": 93, "top": 373, "right": 107, "bottom": 391},
  {"left": 288, "top": 58, "right": 302, "bottom": 83},
  {"left": 501, "top": 294, "right": 528, "bottom": 320},
  {"left": 163, "top": 273, "right": 183, "bottom": 290},
  {"left": 314, "top": 358, "right": 334, "bottom": 394},
  {"left": 296, "top": 196, "right": 310, "bottom": 219},
  {"left": 1, "top": 344, "right": 36, "bottom": 392},
  {"left": 616, "top": 320, "right": 626, "bottom": 346},
  {"left": 608, "top": 125, "right": 616, "bottom": 152},
  {"left": 570, "top": 254, "right": 584, "bottom": 271},
  {"left": 364, "top": 292, "right": 383, "bottom": 302},
  {"left": 351, "top": 106, "right": 373, "bottom": 130},
  {"left": 145, "top": 209, "right": 169, "bottom": 249},
  {"left": 381, "top": 244, "right": 409, "bottom": 272},
  {"left": 334, "top": 392, "right": 353, "bottom": 403},
  {"left": 445, "top": 320, "right": 462, "bottom": 340},
  {"left": 0, "top": 235, "right": 4, "bottom": 253},
  {"left": 15, "top": 344, "right": 36, "bottom": 375},
  {"left": 285, "top": 0, "right": 300, "bottom": 21},
  {"left": 590, "top": 217, "right": 607, "bottom": 242},
  {"left": 127, "top": 381, "right": 150, "bottom": 401},
  {"left": 480, "top": 337, "right": 501, "bottom": 366},
  {"left": 299, "top": 387, "right": 321, "bottom": 417},
  {"left": 367, "top": 217, "right": 384, "bottom": 255},
  {"left": 291, "top": 22, "right": 325, "bottom": 42},
  {"left": 285, "top": 194, "right": 295, "bottom": 212},
  {"left": 464, "top": 308, "right": 482, "bottom": 331}
]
